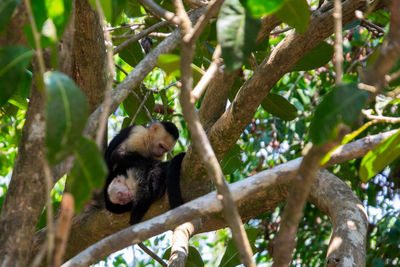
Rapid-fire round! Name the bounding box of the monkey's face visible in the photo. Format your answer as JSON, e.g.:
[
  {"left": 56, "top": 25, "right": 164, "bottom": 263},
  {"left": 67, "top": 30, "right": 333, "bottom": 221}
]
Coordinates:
[
  {"left": 108, "top": 176, "right": 132, "bottom": 205},
  {"left": 149, "top": 124, "right": 177, "bottom": 159}
]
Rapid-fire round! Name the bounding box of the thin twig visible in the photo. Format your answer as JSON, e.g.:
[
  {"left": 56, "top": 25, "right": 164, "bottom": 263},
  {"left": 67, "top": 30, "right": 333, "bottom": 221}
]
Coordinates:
[
  {"left": 130, "top": 90, "right": 151, "bottom": 125},
  {"left": 271, "top": 27, "right": 292, "bottom": 36},
  {"left": 172, "top": 0, "right": 255, "bottom": 266},
  {"left": 137, "top": 243, "right": 167, "bottom": 267},
  {"left": 149, "top": 32, "right": 171, "bottom": 38},
  {"left": 95, "top": 0, "right": 115, "bottom": 149},
  {"left": 362, "top": 109, "right": 400, "bottom": 123},
  {"left": 115, "top": 64, "right": 128, "bottom": 76},
  {"left": 113, "top": 20, "right": 170, "bottom": 55},
  {"left": 106, "top": 23, "right": 145, "bottom": 32},
  {"left": 361, "top": 19, "right": 385, "bottom": 35},
  {"left": 42, "top": 158, "right": 55, "bottom": 265},
  {"left": 139, "top": 0, "right": 180, "bottom": 25},
  {"left": 172, "top": 0, "right": 192, "bottom": 35},
  {"left": 23, "top": 0, "right": 46, "bottom": 90},
  {"left": 114, "top": 32, "right": 171, "bottom": 40},
  {"left": 333, "top": 0, "right": 343, "bottom": 84},
  {"left": 191, "top": 45, "right": 222, "bottom": 102},
  {"left": 131, "top": 91, "right": 153, "bottom": 120},
  {"left": 186, "top": 0, "right": 225, "bottom": 43},
  {"left": 30, "top": 242, "right": 48, "bottom": 267},
  {"left": 52, "top": 193, "right": 74, "bottom": 267}
]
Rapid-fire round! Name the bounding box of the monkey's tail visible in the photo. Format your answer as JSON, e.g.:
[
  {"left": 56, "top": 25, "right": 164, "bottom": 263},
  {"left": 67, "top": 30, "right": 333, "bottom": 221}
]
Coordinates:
[{"left": 166, "top": 152, "right": 186, "bottom": 209}]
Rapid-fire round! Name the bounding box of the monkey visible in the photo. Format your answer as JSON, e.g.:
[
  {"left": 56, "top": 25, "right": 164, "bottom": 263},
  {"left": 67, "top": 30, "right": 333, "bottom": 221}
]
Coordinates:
[
  {"left": 103, "top": 122, "right": 185, "bottom": 224},
  {"left": 104, "top": 121, "right": 179, "bottom": 170}
]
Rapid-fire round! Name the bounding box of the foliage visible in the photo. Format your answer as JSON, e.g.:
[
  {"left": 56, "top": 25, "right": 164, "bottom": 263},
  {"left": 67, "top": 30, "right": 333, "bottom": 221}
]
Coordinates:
[{"left": 1, "top": 0, "right": 400, "bottom": 266}]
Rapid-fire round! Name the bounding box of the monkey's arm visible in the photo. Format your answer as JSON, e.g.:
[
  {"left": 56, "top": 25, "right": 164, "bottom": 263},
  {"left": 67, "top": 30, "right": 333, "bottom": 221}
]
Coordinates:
[
  {"left": 129, "top": 193, "right": 153, "bottom": 225},
  {"left": 104, "top": 126, "right": 134, "bottom": 168}
]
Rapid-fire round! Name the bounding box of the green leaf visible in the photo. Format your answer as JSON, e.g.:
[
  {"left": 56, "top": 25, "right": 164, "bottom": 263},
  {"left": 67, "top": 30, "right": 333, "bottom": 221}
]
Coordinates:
[
  {"left": 261, "top": 93, "right": 298, "bottom": 121},
  {"left": 68, "top": 137, "right": 107, "bottom": 212},
  {"left": 309, "top": 83, "right": 370, "bottom": 145},
  {"left": 45, "top": 0, "right": 72, "bottom": 39},
  {"left": 89, "top": 0, "right": 112, "bottom": 22},
  {"left": 17, "top": 70, "right": 32, "bottom": 99},
  {"left": 221, "top": 144, "right": 242, "bottom": 174},
  {"left": 163, "top": 246, "right": 204, "bottom": 267},
  {"left": 217, "top": 0, "right": 261, "bottom": 71},
  {"left": 119, "top": 41, "right": 144, "bottom": 67},
  {"left": 0, "top": 0, "right": 21, "bottom": 34},
  {"left": 218, "top": 228, "right": 259, "bottom": 267},
  {"left": 359, "top": 130, "right": 400, "bottom": 182},
  {"left": 31, "top": 0, "right": 47, "bottom": 30},
  {"left": 157, "top": 54, "right": 204, "bottom": 83},
  {"left": 45, "top": 71, "right": 89, "bottom": 165},
  {"left": 0, "top": 46, "right": 33, "bottom": 107},
  {"left": 292, "top": 42, "right": 333, "bottom": 71},
  {"left": 275, "top": 0, "right": 310, "bottom": 34},
  {"left": 112, "top": 0, "right": 127, "bottom": 25},
  {"left": 372, "top": 258, "right": 385, "bottom": 267},
  {"left": 112, "top": 0, "right": 142, "bottom": 25},
  {"left": 244, "top": 0, "right": 285, "bottom": 17},
  {"left": 157, "top": 54, "right": 181, "bottom": 77}
]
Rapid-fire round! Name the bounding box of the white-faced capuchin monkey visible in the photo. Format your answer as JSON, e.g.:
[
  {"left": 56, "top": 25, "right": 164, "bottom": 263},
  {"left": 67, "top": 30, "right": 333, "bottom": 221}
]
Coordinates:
[{"left": 104, "top": 122, "right": 185, "bottom": 225}]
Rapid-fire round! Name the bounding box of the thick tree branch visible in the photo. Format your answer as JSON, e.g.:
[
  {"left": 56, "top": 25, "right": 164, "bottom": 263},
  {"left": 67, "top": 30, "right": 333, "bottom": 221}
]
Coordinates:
[{"left": 168, "top": 219, "right": 202, "bottom": 267}]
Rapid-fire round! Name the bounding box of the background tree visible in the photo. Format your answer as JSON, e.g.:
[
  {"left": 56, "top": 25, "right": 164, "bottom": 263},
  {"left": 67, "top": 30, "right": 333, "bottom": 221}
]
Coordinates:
[{"left": 0, "top": 0, "right": 399, "bottom": 266}]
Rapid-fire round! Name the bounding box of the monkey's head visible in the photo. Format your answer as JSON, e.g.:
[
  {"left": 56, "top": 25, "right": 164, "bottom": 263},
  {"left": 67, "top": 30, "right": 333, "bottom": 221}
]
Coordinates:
[
  {"left": 107, "top": 176, "right": 133, "bottom": 205},
  {"left": 149, "top": 122, "right": 179, "bottom": 159}
]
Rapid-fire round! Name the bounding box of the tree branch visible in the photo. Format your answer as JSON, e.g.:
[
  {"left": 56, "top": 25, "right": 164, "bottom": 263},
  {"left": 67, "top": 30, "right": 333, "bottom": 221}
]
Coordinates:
[
  {"left": 138, "top": 243, "right": 167, "bottom": 267},
  {"left": 168, "top": 219, "right": 202, "bottom": 267},
  {"left": 113, "top": 21, "right": 170, "bottom": 55},
  {"left": 52, "top": 193, "right": 74, "bottom": 267},
  {"left": 191, "top": 45, "right": 222, "bottom": 102},
  {"left": 138, "top": 0, "right": 181, "bottom": 25},
  {"left": 362, "top": 0, "right": 400, "bottom": 91}
]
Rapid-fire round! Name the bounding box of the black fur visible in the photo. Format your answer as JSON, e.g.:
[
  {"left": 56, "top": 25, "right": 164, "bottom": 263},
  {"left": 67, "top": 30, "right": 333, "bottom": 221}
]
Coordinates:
[
  {"left": 104, "top": 125, "right": 134, "bottom": 170},
  {"left": 166, "top": 152, "right": 185, "bottom": 208},
  {"left": 161, "top": 121, "right": 179, "bottom": 140},
  {"left": 104, "top": 152, "right": 168, "bottom": 224},
  {"left": 103, "top": 123, "right": 184, "bottom": 225}
]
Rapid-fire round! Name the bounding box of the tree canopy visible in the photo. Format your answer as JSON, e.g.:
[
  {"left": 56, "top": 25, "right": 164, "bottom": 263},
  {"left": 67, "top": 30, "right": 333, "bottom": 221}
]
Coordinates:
[{"left": 0, "top": 0, "right": 399, "bottom": 266}]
